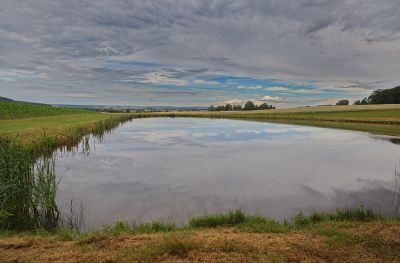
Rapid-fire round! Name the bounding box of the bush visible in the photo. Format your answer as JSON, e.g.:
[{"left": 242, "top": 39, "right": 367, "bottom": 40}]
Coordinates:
[{"left": 336, "top": 100, "right": 349, "bottom": 106}]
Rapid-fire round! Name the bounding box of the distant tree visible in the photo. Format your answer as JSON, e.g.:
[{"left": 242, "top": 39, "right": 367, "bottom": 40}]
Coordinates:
[
  {"left": 336, "top": 99, "right": 349, "bottom": 106},
  {"left": 216, "top": 105, "right": 224, "bottom": 111},
  {"left": 366, "top": 86, "right": 400, "bottom": 104},
  {"left": 354, "top": 86, "right": 400, "bottom": 105},
  {"left": 233, "top": 105, "right": 242, "bottom": 111},
  {"left": 225, "top": 104, "right": 233, "bottom": 111},
  {"left": 208, "top": 101, "right": 275, "bottom": 111},
  {"left": 243, "top": 101, "right": 256, "bottom": 110},
  {"left": 258, "top": 103, "right": 275, "bottom": 110}
]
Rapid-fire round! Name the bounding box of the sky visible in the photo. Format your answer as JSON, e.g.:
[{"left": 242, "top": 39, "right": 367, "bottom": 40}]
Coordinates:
[{"left": 0, "top": 0, "right": 399, "bottom": 107}]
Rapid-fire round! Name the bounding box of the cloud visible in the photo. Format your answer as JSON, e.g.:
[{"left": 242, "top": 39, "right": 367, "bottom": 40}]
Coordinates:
[
  {"left": 264, "top": 86, "right": 290, "bottom": 91},
  {"left": 138, "top": 72, "right": 189, "bottom": 86},
  {"left": 260, "top": 96, "right": 286, "bottom": 102},
  {"left": 286, "top": 89, "right": 322, "bottom": 94},
  {"left": 193, "top": 79, "right": 219, "bottom": 85},
  {"left": 0, "top": 0, "right": 399, "bottom": 106},
  {"left": 237, "top": 85, "right": 265, "bottom": 90},
  {"left": 217, "top": 98, "right": 246, "bottom": 105}
]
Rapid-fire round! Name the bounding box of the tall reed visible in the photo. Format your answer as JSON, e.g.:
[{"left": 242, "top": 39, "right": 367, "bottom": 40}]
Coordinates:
[
  {"left": 0, "top": 139, "right": 58, "bottom": 230},
  {"left": 0, "top": 114, "right": 135, "bottom": 231}
]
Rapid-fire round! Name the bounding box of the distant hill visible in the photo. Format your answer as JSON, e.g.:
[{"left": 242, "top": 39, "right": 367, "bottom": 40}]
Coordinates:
[
  {"left": 355, "top": 86, "right": 400, "bottom": 105},
  {"left": 0, "top": 96, "right": 13, "bottom": 102}
]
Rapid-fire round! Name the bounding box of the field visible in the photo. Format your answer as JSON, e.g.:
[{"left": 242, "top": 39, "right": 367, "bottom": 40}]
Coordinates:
[
  {"left": 0, "top": 102, "right": 90, "bottom": 120},
  {"left": 2, "top": 103, "right": 400, "bottom": 143},
  {"left": 133, "top": 104, "right": 400, "bottom": 136},
  {"left": 1, "top": 209, "right": 400, "bottom": 262},
  {"left": 0, "top": 102, "right": 133, "bottom": 145}
]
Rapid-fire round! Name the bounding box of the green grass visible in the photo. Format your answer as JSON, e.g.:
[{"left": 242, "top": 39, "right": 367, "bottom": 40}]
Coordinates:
[
  {"left": 0, "top": 102, "right": 136, "bottom": 231},
  {"left": 186, "top": 207, "right": 383, "bottom": 234},
  {"left": 0, "top": 207, "right": 393, "bottom": 239},
  {"left": 188, "top": 210, "right": 246, "bottom": 228},
  {"left": 0, "top": 102, "right": 91, "bottom": 120}
]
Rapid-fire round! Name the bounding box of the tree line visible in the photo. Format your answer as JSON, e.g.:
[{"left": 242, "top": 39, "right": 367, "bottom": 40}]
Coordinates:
[
  {"left": 354, "top": 86, "right": 400, "bottom": 105},
  {"left": 208, "top": 101, "right": 275, "bottom": 111},
  {"left": 335, "top": 86, "right": 399, "bottom": 106}
]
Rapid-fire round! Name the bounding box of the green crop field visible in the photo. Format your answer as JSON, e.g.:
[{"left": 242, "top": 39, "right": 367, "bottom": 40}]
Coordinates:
[
  {"left": 0, "top": 102, "right": 91, "bottom": 120},
  {"left": 0, "top": 102, "right": 133, "bottom": 145}
]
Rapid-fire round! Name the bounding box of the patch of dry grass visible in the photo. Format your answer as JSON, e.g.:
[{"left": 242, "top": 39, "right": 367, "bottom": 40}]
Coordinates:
[{"left": 2, "top": 221, "right": 400, "bottom": 262}]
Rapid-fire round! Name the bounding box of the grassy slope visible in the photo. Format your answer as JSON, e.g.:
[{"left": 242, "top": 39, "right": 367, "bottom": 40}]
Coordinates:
[
  {"left": 134, "top": 104, "right": 400, "bottom": 136},
  {"left": 0, "top": 102, "right": 90, "bottom": 119},
  {"left": 0, "top": 102, "right": 129, "bottom": 145}
]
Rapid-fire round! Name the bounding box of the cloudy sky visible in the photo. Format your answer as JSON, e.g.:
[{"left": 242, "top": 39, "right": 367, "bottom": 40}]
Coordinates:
[{"left": 1, "top": 0, "right": 399, "bottom": 107}]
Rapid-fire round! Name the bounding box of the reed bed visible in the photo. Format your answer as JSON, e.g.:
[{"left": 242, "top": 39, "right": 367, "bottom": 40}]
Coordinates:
[{"left": 0, "top": 114, "right": 135, "bottom": 231}]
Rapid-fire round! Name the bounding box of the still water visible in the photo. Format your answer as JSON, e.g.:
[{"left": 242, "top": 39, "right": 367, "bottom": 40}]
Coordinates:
[{"left": 56, "top": 118, "right": 400, "bottom": 228}]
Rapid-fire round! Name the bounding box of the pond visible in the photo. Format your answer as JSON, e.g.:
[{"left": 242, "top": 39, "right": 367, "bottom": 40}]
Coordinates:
[{"left": 55, "top": 118, "right": 400, "bottom": 229}]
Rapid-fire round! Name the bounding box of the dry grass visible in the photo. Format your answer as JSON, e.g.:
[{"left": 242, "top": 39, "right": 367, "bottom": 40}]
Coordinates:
[{"left": 1, "top": 221, "right": 400, "bottom": 262}]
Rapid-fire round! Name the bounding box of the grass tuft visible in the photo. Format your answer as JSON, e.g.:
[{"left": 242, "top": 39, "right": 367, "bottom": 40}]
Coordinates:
[
  {"left": 293, "top": 206, "right": 382, "bottom": 227},
  {"left": 134, "top": 221, "right": 176, "bottom": 234},
  {"left": 189, "top": 209, "right": 246, "bottom": 228}
]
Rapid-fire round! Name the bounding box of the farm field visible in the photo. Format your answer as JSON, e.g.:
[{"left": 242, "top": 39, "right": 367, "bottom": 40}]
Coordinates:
[
  {"left": 0, "top": 102, "right": 133, "bottom": 145},
  {"left": 3, "top": 103, "right": 400, "bottom": 143},
  {"left": 0, "top": 102, "right": 90, "bottom": 120}
]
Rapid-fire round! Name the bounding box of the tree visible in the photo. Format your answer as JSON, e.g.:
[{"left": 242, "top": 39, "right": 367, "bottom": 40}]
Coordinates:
[
  {"left": 336, "top": 99, "right": 349, "bottom": 106},
  {"left": 233, "top": 105, "right": 242, "bottom": 111},
  {"left": 366, "top": 86, "right": 400, "bottom": 104},
  {"left": 225, "top": 104, "right": 233, "bottom": 111},
  {"left": 208, "top": 105, "right": 215, "bottom": 111},
  {"left": 243, "top": 101, "right": 255, "bottom": 110},
  {"left": 258, "top": 103, "right": 275, "bottom": 110},
  {"left": 355, "top": 86, "right": 400, "bottom": 105}
]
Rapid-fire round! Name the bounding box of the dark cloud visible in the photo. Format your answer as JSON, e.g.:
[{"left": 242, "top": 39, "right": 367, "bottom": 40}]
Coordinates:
[{"left": 0, "top": 0, "right": 399, "bottom": 105}]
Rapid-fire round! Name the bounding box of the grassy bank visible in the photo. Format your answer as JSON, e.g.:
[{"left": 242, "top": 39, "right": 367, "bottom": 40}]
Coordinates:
[
  {"left": 0, "top": 102, "right": 135, "bottom": 146},
  {"left": 133, "top": 104, "right": 400, "bottom": 136},
  {"left": 1, "top": 208, "right": 399, "bottom": 262},
  {"left": 0, "top": 102, "right": 135, "bottom": 231}
]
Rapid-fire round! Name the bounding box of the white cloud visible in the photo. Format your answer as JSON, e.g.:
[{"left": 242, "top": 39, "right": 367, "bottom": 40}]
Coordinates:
[
  {"left": 260, "top": 95, "right": 286, "bottom": 102},
  {"left": 264, "top": 86, "right": 289, "bottom": 91},
  {"left": 138, "top": 72, "right": 189, "bottom": 86},
  {"left": 217, "top": 98, "right": 246, "bottom": 105},
  {"left": 286, "top": 89, "right": 322, "bottom": 94},
  {"left": 193, "top": 79, "right": 219, "bottom": 85},
  {"left": 237, "top": 85, "right": 265, "bottom": 90}
]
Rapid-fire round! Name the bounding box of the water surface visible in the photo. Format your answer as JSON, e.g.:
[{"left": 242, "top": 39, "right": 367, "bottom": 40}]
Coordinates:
[{"left": 56, "top": 118, "right": 400, "bottom": 228}]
